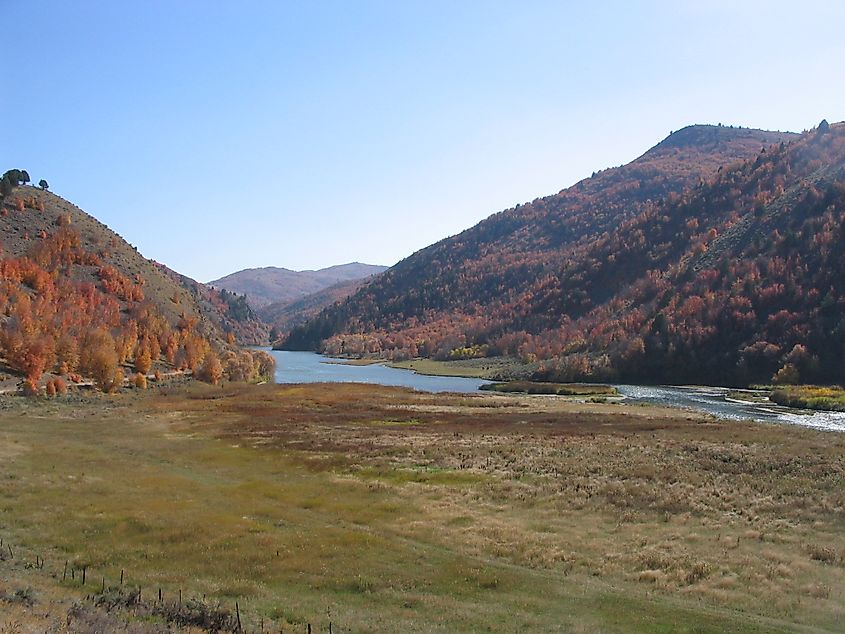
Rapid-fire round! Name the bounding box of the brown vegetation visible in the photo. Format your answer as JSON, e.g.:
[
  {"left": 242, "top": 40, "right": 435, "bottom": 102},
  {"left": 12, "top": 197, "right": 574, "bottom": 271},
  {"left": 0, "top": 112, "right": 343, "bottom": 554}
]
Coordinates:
[
  {"left": 0, "top": 184, "right": 274, "bottom": 393},
  {"left": 1, "top": 384, "right": 841, "bottom": 631}
]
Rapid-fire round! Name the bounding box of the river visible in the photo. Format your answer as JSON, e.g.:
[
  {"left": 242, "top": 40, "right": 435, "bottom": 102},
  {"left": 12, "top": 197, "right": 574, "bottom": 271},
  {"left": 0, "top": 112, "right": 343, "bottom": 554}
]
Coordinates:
[
  {"left": 268, "top": 350, "right": 490, "bottom": 393},
  {"left": 264, "top": 350, "right": 845, "bottom": 432},
  {"left": 615, "top": 384, "right": 845, "bottom": 432}
]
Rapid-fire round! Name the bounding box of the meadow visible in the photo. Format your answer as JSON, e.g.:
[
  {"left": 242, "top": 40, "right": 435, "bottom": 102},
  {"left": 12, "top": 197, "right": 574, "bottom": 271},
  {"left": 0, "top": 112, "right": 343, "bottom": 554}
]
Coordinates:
[{"left": 0, "top": 383, "right": 844, "bottom": 632}]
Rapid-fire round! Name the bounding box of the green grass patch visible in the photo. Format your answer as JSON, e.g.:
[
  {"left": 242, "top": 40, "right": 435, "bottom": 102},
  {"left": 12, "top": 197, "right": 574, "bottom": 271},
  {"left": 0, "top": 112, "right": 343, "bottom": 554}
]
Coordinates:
[
  {"left": 480, "top": 381, "right": 618, "bottom": 396},
  {"left": 770, "top": 385, "right": 845, "bottom": 411}
]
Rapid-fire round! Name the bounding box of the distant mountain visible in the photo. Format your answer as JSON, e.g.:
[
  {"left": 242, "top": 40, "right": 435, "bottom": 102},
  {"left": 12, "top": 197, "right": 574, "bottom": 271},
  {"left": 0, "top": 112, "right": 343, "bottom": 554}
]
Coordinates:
[
  {"left": 279, "top": 123, "right": 845, "bottom": 386},
  {"left": 258, "top": 275, "right": 381, "bottom": 341},
  {"left": 209, "top": 262, "right": 387, "bottom": 309},
  {"left": 0, "top": 183, "right": 272, "bottom": 391}
]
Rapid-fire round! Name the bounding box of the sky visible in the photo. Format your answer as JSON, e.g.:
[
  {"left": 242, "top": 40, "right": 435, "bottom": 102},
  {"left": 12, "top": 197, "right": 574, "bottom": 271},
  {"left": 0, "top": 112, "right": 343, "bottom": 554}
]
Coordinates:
[{"left": 3, "top": 1, "right": 845, "bottom": 282}]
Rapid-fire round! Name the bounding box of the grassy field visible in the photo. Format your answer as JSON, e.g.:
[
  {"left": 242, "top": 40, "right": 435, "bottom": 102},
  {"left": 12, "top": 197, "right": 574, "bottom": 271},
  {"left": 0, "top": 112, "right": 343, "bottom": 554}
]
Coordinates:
[{"left": 1, "top": 384, "right": 844, "bottom": 632}]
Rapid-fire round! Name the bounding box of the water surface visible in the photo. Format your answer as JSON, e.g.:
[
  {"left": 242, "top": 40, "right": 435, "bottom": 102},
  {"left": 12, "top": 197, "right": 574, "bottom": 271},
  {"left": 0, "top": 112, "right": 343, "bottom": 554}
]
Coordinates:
[
  {"left": 616, "top": 384, "right": 845, "bottom": 432},
  {"left": 263, "top": 350, "right": 845, "bottom": 431},
  {"left": 267, "top": 350, "right": 490, "bottom": 393}
]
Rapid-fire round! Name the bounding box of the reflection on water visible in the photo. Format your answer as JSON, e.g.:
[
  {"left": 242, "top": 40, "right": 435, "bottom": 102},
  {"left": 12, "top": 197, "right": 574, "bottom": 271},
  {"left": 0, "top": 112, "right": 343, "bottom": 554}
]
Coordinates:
[
  {"left": 265, "top": 350, "right": 490, "bottom": 394},
  {"left": 616, "top": 385, "right": 845, "bottom": 432}
]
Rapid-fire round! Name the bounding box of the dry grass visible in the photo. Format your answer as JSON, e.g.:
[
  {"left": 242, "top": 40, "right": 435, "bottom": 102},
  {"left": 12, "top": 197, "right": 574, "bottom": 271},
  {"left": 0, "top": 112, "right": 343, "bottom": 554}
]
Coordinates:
[
  {"left": 389, "top": 356, "right": 535, "bottom": 379},
  {"left": 0, "top": 383, "right": 843, "bottom": 632}
]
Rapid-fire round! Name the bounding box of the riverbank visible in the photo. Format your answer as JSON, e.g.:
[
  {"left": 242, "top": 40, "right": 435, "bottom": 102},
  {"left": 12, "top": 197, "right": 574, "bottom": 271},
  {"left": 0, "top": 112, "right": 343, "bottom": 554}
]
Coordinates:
[
  {"left": 1, "top": 383, "right": 844, "bottom": 632},
  {"left": 770, "top": 385, "right": 845, "bottom": 412},
  {"left": 480, "top": 380, "right": 618, "bottom": 397}
]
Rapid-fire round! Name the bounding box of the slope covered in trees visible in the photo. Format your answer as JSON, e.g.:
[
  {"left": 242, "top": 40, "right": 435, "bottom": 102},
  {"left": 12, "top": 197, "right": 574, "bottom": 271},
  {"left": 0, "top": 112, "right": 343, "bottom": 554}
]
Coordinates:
[
  {"left": 259, "top": 274, "right": 382, "bottom": 341},
  {"left": 0, "top": 183, "right": 273, "bottom": 392},
  {"left": 280, "top": 124, "right": 845, "bottom": 385}
]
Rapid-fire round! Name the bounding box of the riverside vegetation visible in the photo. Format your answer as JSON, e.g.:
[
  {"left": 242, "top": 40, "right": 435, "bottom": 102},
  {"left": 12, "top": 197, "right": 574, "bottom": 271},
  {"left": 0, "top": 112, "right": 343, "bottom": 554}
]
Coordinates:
[
  {"left": 770, "top": 385, "right": 845, "bottom": 412},
  {"left": 1, "top": 383, "right": 844, "bottom": 632}
]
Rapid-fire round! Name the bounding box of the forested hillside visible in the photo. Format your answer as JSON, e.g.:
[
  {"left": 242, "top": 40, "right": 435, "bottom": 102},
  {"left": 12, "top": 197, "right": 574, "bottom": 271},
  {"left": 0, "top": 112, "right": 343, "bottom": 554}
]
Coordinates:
[
  {"left": 525, "top": 121, "right": 845, "bottom": 385},
  {"left": 282, "top": 124, "right": 826, "bottom": 385},
  {"left": 0, "top": 179, "right": 273, "bottom": 393},
  {"left": 259, "top": 275, "right": 381, "bottom": 340}
]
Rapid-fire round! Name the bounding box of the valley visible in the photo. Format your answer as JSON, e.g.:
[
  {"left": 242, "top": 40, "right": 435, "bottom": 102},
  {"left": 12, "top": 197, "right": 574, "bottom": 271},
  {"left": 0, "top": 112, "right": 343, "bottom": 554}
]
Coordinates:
[{"left": 5, "top": 7, "right": 845, "bottom": 633}]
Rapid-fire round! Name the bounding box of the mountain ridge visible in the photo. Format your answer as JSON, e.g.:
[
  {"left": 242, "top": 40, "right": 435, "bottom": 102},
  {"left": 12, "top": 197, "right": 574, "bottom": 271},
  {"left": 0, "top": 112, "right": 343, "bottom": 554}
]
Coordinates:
[
  {"left": 209, "top": 262, "right": 387, "bottom": 309},
  {"left": 277, "top": 122, "right": 845, "bottom": 386}
]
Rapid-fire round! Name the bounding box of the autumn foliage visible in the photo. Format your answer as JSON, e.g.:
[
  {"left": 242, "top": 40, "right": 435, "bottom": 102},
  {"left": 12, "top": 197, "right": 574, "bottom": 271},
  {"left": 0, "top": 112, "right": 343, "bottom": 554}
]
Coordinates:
[
  {"left": 284, "top": 123, "right": 845, "bottom": 386},
  {"left": 0, "top": 184, "right": 275, "bottom": 393}
]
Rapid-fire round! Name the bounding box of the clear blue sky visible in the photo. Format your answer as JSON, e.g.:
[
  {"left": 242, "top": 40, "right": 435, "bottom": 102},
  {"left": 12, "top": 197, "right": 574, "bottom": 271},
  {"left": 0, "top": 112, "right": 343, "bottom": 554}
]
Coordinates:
[{"left": 3, "top": 1, "right": 844, "bottom": 282}]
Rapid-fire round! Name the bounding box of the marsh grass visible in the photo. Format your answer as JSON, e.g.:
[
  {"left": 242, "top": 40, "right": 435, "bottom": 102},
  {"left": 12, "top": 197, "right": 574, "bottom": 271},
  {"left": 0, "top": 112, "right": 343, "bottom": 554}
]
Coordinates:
[
  {"left": 480, "top": 381, "right": 618, "bottom": 396},
  {"left": 0, "top": 383, "right": 843, "bottom": 632},
  {"left": 770, "top": 385, "right": 845, "bottom": 412}
]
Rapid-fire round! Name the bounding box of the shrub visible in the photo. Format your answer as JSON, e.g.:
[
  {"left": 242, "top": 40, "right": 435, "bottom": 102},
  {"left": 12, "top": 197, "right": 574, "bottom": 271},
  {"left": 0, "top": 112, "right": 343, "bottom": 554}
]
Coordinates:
[
  {"left": 79, "top": 329, "right": 119, "bottom": 391},
  {"left": 110, "top": 368, "right": 125, "bottom": 393},
  {"left": 253, "top": 350, "right": 276, "bottom": 381},
  {"left": 55, "top": 333, "right": 79, "bottom": 373},
  {"left": 772, "top": 363, "right": 800, "bottom": 385},
  {"left": 134, "top": 346, "right": 152, "bottom": 374},
  {"left": 134, "top": 372, "right": 147, "bottom": 389},
  {"left": 196, "top": 352, "right": 223, "bottom": 385}
]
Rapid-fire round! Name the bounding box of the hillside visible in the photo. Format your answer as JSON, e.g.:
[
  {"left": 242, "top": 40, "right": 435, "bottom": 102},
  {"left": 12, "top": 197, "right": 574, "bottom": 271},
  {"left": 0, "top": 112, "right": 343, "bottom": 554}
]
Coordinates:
[
  {"left": 209, "top": 262, "right": 387, "bottom": 309},
  {"left": 258, "top": 275, "right": 381, "bottom": 340},
  {"left": 282, "top": 125, "right": 798, "bottom": 369},
  {"left": 0, "top": 182, "right": 272, "bottom": 392},
  {"left": 523, "top": 121, "right": 845, "bottom": 386}
]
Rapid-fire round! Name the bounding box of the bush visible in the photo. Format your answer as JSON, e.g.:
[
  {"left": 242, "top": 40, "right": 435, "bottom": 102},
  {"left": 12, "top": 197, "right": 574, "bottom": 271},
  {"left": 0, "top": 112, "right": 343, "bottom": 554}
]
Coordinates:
[
  {"left": 134, "top": 347, "right": 152, "bottom": 374},
  {"left": 80, "top": 329, "right": 119, "bottom": 391},
  {"left": 772, "top": 363, "right": 801, "bottom": 385},
  {"left": 196, "top": 352, "right": 223, "bottom": 385},
  {"left": 110, "top": 368, "right": 125, "bottom": 393},
  {"left": 253, "top": 350, "right": 276, "bottom": 381}
]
